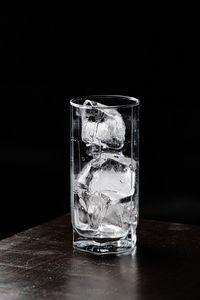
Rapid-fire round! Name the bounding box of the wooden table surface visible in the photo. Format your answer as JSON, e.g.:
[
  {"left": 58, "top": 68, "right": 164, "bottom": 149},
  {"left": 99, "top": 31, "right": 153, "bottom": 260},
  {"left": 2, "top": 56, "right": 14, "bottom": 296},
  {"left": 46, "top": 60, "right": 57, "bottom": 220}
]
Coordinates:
[{"left": 0, "top": 214, "right": 200, "bottom": 300}]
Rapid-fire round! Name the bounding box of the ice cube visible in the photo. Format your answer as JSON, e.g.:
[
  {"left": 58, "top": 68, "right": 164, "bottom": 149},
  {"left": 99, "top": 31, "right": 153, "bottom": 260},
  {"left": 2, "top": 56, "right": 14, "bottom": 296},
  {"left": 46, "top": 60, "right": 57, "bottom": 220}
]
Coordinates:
[
  {"left": 74, "top": 192, "right": 110, "bottom": 230},
  {"left": 100, "top": 201, "right": 137, "bottom": 235},
  {"left": 77, "top": 152, "right": 136, "bottom": 203},
  {"left": 74, "top": 199, "right": 89, "bottom": 230},
  {"left": 101, "top": 203, "right": 123, "bottom": 232},
  {"left": 81, "top": 100, "right": 125, "bottom": 150}
]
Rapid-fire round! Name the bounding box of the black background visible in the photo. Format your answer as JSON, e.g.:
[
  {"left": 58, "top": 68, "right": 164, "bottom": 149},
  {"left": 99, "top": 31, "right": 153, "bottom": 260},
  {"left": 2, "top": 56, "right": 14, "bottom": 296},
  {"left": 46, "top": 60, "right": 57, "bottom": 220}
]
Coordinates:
[{"left": 0, "top": 6, "right": 199, "bottom": 239}]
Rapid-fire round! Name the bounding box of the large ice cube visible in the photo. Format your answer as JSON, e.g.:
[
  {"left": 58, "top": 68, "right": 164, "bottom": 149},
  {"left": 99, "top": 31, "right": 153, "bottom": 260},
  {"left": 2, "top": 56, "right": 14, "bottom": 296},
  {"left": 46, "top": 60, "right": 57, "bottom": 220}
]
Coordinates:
[
  {"left": 77, "top": 152, "right": 136, "bottom": 203},
  {"left": 81, "top": 100, "right": 125, "bottom": 150}
]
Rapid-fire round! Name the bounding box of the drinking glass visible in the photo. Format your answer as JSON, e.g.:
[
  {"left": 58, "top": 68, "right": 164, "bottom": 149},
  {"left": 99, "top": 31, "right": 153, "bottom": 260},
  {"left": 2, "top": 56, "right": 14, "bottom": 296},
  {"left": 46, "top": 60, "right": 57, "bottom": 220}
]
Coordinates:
[{"left": 70, "top": 95, "right": 139, "bottom": 255}]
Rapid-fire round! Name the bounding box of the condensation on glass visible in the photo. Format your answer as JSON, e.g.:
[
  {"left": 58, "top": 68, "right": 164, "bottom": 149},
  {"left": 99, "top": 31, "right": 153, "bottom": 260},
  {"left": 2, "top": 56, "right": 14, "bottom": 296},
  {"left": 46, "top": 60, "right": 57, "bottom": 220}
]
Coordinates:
[{"left": 70, "top": 95, "right": 140, "bottom": 255}]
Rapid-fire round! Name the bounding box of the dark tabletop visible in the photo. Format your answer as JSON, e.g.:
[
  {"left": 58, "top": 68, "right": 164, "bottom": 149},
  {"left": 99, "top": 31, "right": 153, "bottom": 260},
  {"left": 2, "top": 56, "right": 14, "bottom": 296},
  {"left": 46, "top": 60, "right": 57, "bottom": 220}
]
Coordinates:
[{"left": 0, "top": 214, "right": 200, "bottom": 300}]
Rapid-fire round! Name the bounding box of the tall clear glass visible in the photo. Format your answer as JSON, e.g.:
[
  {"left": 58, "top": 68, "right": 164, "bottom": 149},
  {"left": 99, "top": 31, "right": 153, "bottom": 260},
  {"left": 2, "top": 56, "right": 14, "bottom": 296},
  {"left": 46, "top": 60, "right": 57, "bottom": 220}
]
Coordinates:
[{"left": 70, "top": 95, "right": 139, "bottom": 255}]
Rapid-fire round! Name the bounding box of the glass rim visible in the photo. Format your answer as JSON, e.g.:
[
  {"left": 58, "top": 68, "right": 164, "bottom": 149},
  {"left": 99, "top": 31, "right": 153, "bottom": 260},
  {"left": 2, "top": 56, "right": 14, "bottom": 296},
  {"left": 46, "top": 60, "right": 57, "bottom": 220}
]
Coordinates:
[{"left": 70, "top": 95, "right": 140, "bottom": 109}]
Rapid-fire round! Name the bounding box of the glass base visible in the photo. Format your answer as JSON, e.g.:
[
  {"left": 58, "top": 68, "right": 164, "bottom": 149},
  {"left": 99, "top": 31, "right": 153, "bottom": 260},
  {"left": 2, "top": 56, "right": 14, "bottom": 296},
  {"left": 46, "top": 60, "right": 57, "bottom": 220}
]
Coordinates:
[{"left": 73, "top": 226, "right": 137, "bottom": 255}]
